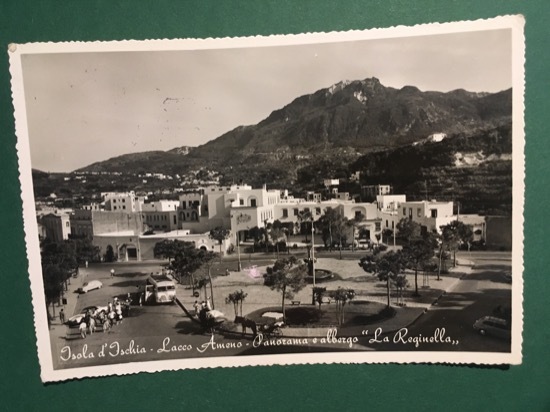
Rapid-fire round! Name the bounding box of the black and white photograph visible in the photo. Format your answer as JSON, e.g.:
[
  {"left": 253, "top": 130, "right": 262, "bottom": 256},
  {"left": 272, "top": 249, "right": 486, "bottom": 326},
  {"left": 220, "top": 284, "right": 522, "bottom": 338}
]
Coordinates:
[{"left": 9, "top": 15, "right": 524, "bottom": 381}]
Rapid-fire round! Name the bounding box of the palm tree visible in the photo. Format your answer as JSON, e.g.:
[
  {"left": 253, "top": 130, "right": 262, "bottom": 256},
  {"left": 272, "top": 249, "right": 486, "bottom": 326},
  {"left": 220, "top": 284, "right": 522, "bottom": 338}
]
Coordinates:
[
  {"left": 333, "top": 287, "right": 355, "bottom": 325},
  {"left": 225, "top": 289, "right": 248, "bottom": 317},
  {"left": 209, "top": 227, "right": 230, "bottom": 263}
]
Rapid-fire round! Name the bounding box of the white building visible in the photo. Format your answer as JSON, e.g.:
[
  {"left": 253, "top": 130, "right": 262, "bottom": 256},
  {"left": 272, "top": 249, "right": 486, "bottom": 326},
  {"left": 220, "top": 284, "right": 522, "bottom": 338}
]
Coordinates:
[{"left": 103, "top": 191, "right": 144, "bottom": 212}]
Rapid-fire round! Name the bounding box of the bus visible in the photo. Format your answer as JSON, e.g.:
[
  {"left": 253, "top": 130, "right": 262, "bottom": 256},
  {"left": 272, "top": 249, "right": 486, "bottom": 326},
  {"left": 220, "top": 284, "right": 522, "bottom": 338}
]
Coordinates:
[{"left": 138, "top": 274, "right": 176, "bottom": 304}]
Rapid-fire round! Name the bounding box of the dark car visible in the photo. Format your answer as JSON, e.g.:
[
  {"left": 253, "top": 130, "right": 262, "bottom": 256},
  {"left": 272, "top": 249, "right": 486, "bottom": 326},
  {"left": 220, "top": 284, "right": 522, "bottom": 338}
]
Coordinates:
[{"left": 473, "top": 316, "right": 511, "bottom": 340}]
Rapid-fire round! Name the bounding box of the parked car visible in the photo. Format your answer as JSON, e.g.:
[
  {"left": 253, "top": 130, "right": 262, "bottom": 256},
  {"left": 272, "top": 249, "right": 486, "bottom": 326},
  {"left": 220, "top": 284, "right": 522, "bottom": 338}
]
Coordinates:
[
  {"left": 77, "top": 280, "right": 103, "bottom": 294},
  {"left": 66, "top": 305, "right": 108, "bottom": 326},
  {"left": 473, "top": 316, "right": 511, "bottom": 340}
]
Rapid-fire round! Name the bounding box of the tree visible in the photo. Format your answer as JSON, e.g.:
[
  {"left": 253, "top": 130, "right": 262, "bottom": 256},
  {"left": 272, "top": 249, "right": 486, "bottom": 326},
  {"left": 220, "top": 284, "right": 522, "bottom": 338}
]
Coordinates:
[
  {"left": 153, "top": 239, "right": 192, "bottom": 265},
  {"left": 170, "top": 248, "right": 217, "bottom": 306},
  {"left": 439, "top": 221, "right": 473, "bottom": 268},
  {"left": 42, "top": 263, "right": 67, "bottom": 320},
  {"left": 360, "top": 250, "right": 404, "bottom": 308},
  {"left": 268, "top": 220, "right": 286, "bottom": 259},
  {"left": 333, "top": 287, "right": 355, "bottom": 325},
  {"left": 319, "top": 208, "right": 348, "bottom": 259},
  {"left": 297, "top": 210, "right": 313, "bottom": 242},
  {"left": 248, "top": 226, "right": 265, "bottom": 252},
  {"left": 382, "top": 229, "right": 393, "bottom": 245},
  {"left": 41, "top": 240, "right": 78, "bottom": 274},
  {"left": 318, "top": 208, "right": 338, "bottom": 251},
  {"left": 263, "top": 256, "right": 307, "bottom": 322},
  {"left": 392, "top": 275, "right": 409, "bottom": 306},
  {"left": 396, "top": 218, "right": 421, "bottom": 245},
  {"left": 402, "top": 233, "right": 437, "bottom": 296},
  {"left": 41, "top": 239, "right": 79, "bottom": 295},
  {"left": 348, "top": 213, "right": 365, "bottom": 252},
  {"left": 71, "top": 237, "right": 100, "bottom": 263},
  {"left": 210, "top": 226, "right": 230, "bottom": 263},
  {"left": 225, "top": 289, "right": 248, "bottom": 317},
  {"left": 313, "top": 286, "right": 327, "bottom": 310},
  {"left": 105, "top": 245, "right": 116, "bottom": 262}
]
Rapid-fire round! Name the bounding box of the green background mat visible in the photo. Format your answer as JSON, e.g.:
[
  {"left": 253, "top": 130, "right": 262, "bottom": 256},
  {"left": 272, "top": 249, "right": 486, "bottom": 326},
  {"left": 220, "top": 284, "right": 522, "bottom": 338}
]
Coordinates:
[{"left": 0, "top": 1, "right": 547, "bottom": 410}]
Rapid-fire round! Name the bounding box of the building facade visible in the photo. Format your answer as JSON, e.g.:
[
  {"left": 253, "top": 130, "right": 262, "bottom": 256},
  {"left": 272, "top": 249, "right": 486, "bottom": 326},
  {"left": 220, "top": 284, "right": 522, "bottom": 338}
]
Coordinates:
[{"left": 61, "top": 183, "right": 499, "bottom": 261}]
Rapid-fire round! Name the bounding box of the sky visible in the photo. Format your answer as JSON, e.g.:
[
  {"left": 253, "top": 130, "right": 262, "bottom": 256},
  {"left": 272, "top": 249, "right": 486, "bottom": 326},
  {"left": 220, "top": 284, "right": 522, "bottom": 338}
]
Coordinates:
[{"left": 20, "top": 28, "right": 512, "bottom": 172}]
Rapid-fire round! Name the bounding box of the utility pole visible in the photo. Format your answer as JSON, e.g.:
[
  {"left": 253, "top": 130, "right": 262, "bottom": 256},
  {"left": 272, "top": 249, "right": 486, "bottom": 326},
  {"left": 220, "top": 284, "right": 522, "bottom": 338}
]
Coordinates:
[{"left": 311, "top": 217, "right": 316, "bottom": 305}]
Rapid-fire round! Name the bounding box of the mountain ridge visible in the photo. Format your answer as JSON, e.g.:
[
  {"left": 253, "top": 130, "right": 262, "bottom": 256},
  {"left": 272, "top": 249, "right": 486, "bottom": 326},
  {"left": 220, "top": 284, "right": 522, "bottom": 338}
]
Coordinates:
[{"left": 76, "top": 78, "right": 512, "bottom": 182}]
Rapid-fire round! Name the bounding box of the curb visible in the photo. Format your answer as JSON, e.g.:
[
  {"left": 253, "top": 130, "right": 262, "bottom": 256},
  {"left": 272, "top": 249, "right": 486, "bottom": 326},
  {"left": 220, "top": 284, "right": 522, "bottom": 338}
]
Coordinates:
[{"left": 173, "top": 265, "right": 475, "bottom": 340}]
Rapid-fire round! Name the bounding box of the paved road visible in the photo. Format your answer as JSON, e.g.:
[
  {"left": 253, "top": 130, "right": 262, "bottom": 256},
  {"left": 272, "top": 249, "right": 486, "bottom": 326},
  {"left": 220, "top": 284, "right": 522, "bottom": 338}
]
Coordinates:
[
  {"left": 358, "top": 251, "right": 512, "bottom": 352},
  {"left": 49, "top": 251, "right": 513, "bottom": 369},
  {"left": 50, "top": 262, "right": 270, "bottom": 369}
]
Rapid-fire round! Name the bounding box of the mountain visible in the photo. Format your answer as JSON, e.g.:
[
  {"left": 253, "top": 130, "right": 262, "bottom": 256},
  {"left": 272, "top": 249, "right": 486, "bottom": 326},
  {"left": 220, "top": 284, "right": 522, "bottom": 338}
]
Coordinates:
[
  {"left": 167, "top": 146, "right": 195, "bottom": 156},
  {"left": 189, "top": 78, "right": 511, "bottom": 162},
  {"left": 76, "top": 148, "right": 198, "bottom": 174},
  {"left": 71, "top": 77, "right": 513, "bottom": 214}
]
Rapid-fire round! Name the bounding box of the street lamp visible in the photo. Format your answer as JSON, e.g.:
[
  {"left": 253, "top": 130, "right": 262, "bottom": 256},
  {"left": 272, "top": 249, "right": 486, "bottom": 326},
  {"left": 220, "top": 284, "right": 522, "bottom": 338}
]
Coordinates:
[
  {"left": 236, "top": 232, "right": 242, "bottom": 271},
  {"left": 311, "top": 217, "right": 316, "bottom": 304}
]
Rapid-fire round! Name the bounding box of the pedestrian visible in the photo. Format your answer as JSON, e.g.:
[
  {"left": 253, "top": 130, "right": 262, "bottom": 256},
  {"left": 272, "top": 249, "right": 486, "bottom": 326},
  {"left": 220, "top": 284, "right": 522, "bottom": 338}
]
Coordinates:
[
  {"left": 206, "top": 297, "right": 212, "bottom": 311},
  {"left": 225, "top": 268, "right": 230, "bottom": 276},
  {"left": 79, "top": 321, "right": 87, "bottom": 339},
  {"left": 59, "top": 309, "right": 65, "bottom": 324},
  {"left": 102, "top": 314, "right": 111, "bottom": 333},
  {"left": 108, "top": 310, "right": 116, "bottom": 327},
  {"left": 193, "top": 300, "right": 200, "bottom": 317},
  {"left": 85, "top": 260, "right": 88, "bottom": 269},
  {"left": 89, "top": 316, "right": 95, "bottom": 335},
  {"left": 110, "top": 268, "right": 115, "bottom": 277}
]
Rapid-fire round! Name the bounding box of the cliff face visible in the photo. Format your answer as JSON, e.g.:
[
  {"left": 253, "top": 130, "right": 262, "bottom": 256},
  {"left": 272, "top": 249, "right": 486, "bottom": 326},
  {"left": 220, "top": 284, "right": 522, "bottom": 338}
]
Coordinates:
[{"left": 190, "top": 78, "right": 511, "bottom": 161}]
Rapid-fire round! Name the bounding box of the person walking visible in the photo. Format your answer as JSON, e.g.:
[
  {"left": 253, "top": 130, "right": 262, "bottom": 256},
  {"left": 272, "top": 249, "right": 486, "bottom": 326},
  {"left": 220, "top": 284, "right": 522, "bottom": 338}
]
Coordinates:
[
  {"left": 102, "top": 314, "right": 111, "bottom": 333},
  {"left": 88, "top": 316, "right": 95, "bottom": 335},
  {"left": 59, "top": 309, "right": 65, "bottom": 324},
  {"left": 110, "top": 268, "right": 115, "bottom": 278}
]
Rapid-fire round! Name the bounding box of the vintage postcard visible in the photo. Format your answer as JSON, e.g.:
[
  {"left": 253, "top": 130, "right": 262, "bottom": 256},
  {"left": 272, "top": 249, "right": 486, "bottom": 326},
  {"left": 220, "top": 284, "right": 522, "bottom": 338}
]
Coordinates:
[{"left": 9, "top": 15, "right": 524, "bottom": 382}]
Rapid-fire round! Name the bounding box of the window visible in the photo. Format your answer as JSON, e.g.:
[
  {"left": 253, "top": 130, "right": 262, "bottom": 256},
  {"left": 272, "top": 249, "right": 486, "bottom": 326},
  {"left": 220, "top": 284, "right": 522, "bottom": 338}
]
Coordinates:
[
  {"left": 251, "top": 199, "right": 257, "bottom": 207},
  {"left": 316, "top": 207, "right": 321, "bottom": 215},
  {"left": 282, "top": 209, "right": 288, "bottom": 218},
  {"left": 403, "top": 207, "right": 406, "bottom": 216},
  {"left": 293, "top": 208, "right": 299, "bottom": 216},
  {"left": 431, "top": 209, "right": 438, "bottom": 218},
  {"left": 385, "top": 220, "right": 388, "bottom": 227},
  {"left": 239, "top": 199, "right": 244, "bottom": 206},
  {"left": 408, "top": 208, "right": 413, "bottom": 218},
  {"left": 375, "top": 222, "right": 381, "bottom": 231},
  {"left": 122, "top": 205, "right": 126, "bottom": 210},
  {"left": 66, "top": 222, "right": 70, "bottom": 227},
  {"left": 417, "top": 208, "right": 422, "bottom": 217},
  {"left": 122, "top": 199, "right": 126, "bottom": 203},
  {"left": 113, "top": 206, "right": 117, "bottom": 210},
  {"left": 173, "top": 216, "right": 176, "bottom": 224},
  {"left": 355, "top": 210, "right": 362, "bottom": 218}
]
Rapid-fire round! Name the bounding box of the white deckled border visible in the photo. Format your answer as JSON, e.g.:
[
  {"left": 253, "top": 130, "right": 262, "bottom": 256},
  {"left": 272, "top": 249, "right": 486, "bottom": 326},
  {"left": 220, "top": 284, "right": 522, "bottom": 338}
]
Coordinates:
[{"left": 8, "top": 14, "right": 525, "bottom": 382}]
